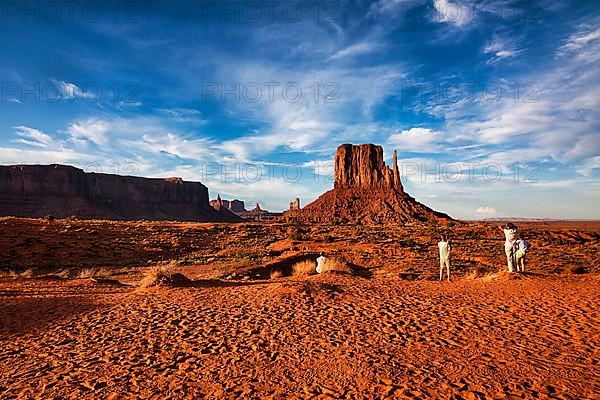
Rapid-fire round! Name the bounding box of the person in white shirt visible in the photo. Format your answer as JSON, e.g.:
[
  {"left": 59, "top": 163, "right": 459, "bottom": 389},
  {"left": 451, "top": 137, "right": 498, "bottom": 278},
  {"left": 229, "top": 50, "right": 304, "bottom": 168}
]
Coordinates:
[
  {"left": 438, "top": 236, "right": 451, "bottom": 281},
  {"left": 515, "top": 239, "right": 530, "bottom": 272},
  {"left": 501, "top": 223, "right": 518, "bottom": 273},
  {"left": 316, "top": 252, "right": 327, "bottom": 274}
]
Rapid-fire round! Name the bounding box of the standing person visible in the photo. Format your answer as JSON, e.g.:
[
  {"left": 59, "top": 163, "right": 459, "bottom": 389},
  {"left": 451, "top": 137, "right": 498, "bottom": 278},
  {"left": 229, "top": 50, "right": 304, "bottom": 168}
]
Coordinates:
[
  {"left": 501, "top": 223, "right": 518, "bottom": 273},
  {"left": 438, "top": 236, "right": 451, "bottom": 281},
  {"left": 316, "top": 252, "right": 327, "bottom": 274},
  {"left": 515, "top": 239, "right": 530, "bottom": 272}
]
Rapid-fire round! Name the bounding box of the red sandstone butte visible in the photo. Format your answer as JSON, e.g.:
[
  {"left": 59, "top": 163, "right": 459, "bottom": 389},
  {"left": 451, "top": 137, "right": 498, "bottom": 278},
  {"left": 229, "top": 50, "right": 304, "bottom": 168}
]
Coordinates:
[
  {"left": 285, "top": 144, "right": 452, "bottom": 224},
  {"left": 334, "top": 143, "right": 402, "bottom": 190}
]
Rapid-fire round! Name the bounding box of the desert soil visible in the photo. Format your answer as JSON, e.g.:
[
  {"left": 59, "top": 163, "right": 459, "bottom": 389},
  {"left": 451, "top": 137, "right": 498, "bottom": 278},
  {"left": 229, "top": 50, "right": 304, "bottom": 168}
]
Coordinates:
[{"left": 0, "top": 218, "right": 599, "bottom": 398}]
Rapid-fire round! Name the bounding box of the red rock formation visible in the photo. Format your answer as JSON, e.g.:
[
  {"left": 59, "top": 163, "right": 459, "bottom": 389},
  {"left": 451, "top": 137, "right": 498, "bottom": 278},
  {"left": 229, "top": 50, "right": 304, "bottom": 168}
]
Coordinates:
[
  {"left": 289, "top": 198, "right": 301, "bottom": 210},
  {"left": 0, "top": 164, "right": 242, "bottom": 222},
  {"left": 284, "top": 144, "right": 452, "bottom": 224},
  {"left": 334, "top": 144, "right": 403, "bottom": 191}
]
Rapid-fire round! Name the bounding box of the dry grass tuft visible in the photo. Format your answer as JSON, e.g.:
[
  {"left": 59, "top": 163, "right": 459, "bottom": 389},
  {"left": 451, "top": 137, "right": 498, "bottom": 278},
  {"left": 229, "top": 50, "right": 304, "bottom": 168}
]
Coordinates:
[
  {"left": 54, "top": 269, "right": 71, "bottom": 279},
  {"left": 138, "top": 264, "right": 191, "bottom": 288},
  {"left": 139, "top": 265, "right": 172, "bottom": 288},
  {"left": 321, "top": 258, "right": 352, "bottom": 274},
  {"left": 292, "top": 260, "right": 316, "bottom": 276},
  {"left": 77, "top": 268, "right": 109, "bottom": 279},
  {"left": 270, "top": 269, "right": 283, "bottom": 279},
  {"left": 19, "top": 268, "right": 34, "bottom": 278},
  {"left": 0, "top": 270, "right": 18, "bottom": 278}
]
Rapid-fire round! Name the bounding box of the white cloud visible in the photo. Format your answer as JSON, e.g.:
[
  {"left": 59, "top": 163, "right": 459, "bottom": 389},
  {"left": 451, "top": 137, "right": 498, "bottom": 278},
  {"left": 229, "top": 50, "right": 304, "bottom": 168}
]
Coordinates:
[
  {"left": 0, "top": 147, "right": 85, "bottom": 166},
  {"left": 156, "top": 108, "right": 205, "bottom": 124},
  {"left": 484, "top": 38, "right": 523, "bottom": 64},
  {"left": 210, "top": 61, "right": 406, "bottom": 161},
  {"left": 558, "top": 26, "right": 600, "bottom": 55},
  {"left": 67, "top": 118, "right": 111, "bottom": 146},
  {"left": 475, "top": 206, "right": 497, "bottom": 216},
  {"left": 388, "top": 127, "right": 442, "bottom": 152},
  {"left": 13, "top": 126, "right": 56, "bottom": 148},
  {"left": 433, "top": 0, "right": 469, "bottom": 26},
  {"left": 55, "top": 81, "right": 97, "bottom": 100},
  {"left": 576, "top": 156, "right": 600, "bottom": 177},
  {"left": 429, "top": 24, "right": 600, "bottom": 171},
  {"left": 330, "top": 42, "right": 380, "bottom": 60},
  {"left": 368, "top": 0, "right": 417, "bottom": 15}
]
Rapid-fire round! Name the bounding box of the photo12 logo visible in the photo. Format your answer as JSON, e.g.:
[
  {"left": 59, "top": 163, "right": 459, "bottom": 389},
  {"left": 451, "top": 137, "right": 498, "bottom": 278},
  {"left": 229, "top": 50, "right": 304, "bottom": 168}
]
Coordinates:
[
  {"left": 401, "top": 81, "right": 540, "bottom": 105},
  {"left": 201, "top": 81, "right": 339, "bottom": 104},
  {"left": 198, "top": 1, "right": 339, "bottom": 23},
  {"left": 0, "top": 1, "right": 139, "bottom": 23},
  {"left": 1, "top": 81, "right": 139, "bottom": 104}
]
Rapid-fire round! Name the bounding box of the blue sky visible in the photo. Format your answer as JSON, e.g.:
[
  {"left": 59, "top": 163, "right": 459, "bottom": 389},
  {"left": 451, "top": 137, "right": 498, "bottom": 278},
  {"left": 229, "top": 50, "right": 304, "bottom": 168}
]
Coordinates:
[{"left": 1, "top": 0, "right": 599, "bottom": 219}]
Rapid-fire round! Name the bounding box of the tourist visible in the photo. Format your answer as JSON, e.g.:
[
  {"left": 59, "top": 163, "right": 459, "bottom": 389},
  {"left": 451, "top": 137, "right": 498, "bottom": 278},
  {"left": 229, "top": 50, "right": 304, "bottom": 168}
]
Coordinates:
[
  {"left": 438, "top": 236, "right": 451, "bottom": 281},
  {"left": 515, "top": 239, "right": 530, "bottom": 272},
  {"left": 501, "top": 223, "right": 518, "bottom": 273},
  {"left": 316, "top": 252, "right": 327, "bottom": 274}
]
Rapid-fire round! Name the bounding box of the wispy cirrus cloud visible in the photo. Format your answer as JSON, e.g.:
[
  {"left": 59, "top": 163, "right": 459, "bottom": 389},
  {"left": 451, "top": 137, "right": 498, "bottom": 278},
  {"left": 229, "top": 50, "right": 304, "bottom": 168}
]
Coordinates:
[{"left": 12, "top": 126, "right": 56, "bottom": 148}]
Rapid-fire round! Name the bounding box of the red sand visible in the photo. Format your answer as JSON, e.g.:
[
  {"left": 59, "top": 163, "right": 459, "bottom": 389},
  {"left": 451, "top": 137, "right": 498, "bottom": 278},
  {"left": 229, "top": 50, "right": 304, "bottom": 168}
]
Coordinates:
[{"left": 0, "top": 218, "right": 599, "bottom": 398}]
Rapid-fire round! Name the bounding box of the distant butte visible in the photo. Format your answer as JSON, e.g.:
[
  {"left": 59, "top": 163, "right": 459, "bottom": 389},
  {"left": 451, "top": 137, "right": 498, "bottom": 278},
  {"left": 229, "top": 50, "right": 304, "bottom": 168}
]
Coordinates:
[
  {"left": 0, "top": 164, "right": 242, "bottom": 222},
  {"left": 285, "top": 143, "right": 453, "bottom": 224}
]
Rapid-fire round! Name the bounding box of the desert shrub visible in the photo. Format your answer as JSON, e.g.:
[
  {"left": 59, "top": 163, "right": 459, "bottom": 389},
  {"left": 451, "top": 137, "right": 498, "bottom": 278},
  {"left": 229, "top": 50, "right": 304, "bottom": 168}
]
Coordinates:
[
  {"left": 54, "top": 269, "right": 71, "bottom": 278},
  {"left": 565, "top": 265, "right": 586, "bottom": 274},
  {"left": 43, "top": 214, "right": 55, "bottom": 222},
  {"left": 0, "top": 270, "right": 17, "bottom": 278},
  {"left": 139, "top": 265, "right": 173, "bottom": 288},
  {"left": 77, "top": 268, "right": 109, "bottom": 279},
  {"left": 19, "top": 268, "right": 34, "bottom": 278},
  {"left": 138, "top": 264, "right": 191, "bottom": 288},
  {"left": 292, "top": 260, "right": 316, "bottom": 276},
  {"left": 321, "top": 258, "right": 352, "bottom": 274},
  {"left": 270, "top": 269, "right": 283, "bottom": 279},
  {"left": 324, "top": 234, "right": 334, "bottom": 243}
]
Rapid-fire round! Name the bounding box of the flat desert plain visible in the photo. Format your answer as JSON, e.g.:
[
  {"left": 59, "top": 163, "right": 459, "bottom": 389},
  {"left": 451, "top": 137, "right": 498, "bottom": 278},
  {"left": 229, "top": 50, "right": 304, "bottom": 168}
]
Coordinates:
[{"left": 0, "top": 218, "right": 599, "bottom": 399}]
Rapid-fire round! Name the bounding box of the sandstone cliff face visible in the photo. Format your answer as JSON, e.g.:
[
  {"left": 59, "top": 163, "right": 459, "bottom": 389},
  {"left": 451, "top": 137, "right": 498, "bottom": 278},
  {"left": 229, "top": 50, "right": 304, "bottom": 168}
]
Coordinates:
[
  {"left": 0, "top": 164, "right": 241, "bottom": 222},
  {"left": 334, "top": 144, "right": 402, "bottom": 191},
  {"left": 285, "top": 144, "right": 452, "bottom": 224}
]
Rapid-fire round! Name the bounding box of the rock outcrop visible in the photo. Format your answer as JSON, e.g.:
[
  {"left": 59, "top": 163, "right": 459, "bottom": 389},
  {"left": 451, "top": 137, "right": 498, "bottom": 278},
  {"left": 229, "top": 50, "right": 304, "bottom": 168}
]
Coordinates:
[
  {"left": 0, "top": 164, "right": 242, "bottom": 222},
  {"left": 284, "top": 144, "right": 453, "bottom": 224},
  {"left": 289, "top": 198, "right": 301, "bottom": 210},
  {"left": 210, "top": 196, "right": 247, "bottom": 214}
]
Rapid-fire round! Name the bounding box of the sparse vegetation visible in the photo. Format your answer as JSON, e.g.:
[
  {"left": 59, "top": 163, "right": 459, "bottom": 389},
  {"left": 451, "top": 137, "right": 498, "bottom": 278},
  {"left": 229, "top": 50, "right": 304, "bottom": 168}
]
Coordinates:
[
  {"left": 54, "top": 269, "right": 71, "bottom": 279},
  {"left": 139, "top": 264, "right": 173, "bottom": 288},
  {"left": 292, "top": 260, "right": 316, "bottom": 276},
  {"left": 321, "top": 257, "right": 352, "bottom": 274},
  {"left": 270, "top": 269, "right": 283, "bottom": 279},
  {"left": 19, "top": 268, "right": 34, "bottom": 278},
  {"left": 0, "top": 270, "right": 18, "bottom": 278},
  {"left": 138, "top": 263, "right": 191, "bottom": 288},
  {"left": 43, "top": 214, "right": 55, "bottom": 222},
  {"left": 324, "top": 234, "right": 334, "bottom": 243},
  {"left": 77, "top": 268, "right": 109, "bottom": 279}
]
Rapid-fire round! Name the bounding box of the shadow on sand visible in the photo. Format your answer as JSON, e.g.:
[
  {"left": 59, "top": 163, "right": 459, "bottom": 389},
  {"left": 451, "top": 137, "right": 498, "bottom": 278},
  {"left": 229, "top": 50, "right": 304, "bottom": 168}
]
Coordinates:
[{"left": 237, "top": 253, "right": 373, "bottom": 279}]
